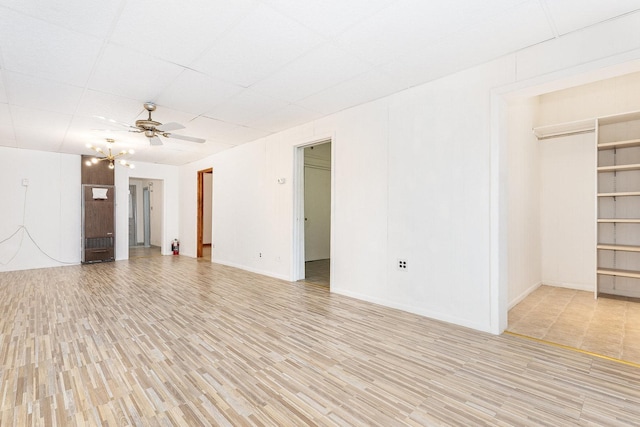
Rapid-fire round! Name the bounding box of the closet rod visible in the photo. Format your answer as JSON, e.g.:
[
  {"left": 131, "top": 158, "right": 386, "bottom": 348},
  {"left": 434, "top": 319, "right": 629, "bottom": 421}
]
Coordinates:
[{"left": 533, "top": 128, "right": 595, "bottom": 141}]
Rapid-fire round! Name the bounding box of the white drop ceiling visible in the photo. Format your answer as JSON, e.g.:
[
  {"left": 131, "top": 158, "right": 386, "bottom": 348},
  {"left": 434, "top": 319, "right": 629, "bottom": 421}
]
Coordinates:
[{"left": 0, "top": 0, "right": 638, "bottom": 165}]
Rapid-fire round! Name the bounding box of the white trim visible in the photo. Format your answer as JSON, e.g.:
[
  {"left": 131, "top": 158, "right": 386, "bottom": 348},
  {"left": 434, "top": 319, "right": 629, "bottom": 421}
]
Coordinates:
[
  {"left": 508, "top": 282, "right": 542, "bottom": 310},
  {"left": 540, "top": 280, "right": 594, "bottom": 292},
  {"left": 332, "top": 287, "right": 489, "bottom": 333},
  {"left": 212, "top": 259, "right": 291, "bottom": 282}
]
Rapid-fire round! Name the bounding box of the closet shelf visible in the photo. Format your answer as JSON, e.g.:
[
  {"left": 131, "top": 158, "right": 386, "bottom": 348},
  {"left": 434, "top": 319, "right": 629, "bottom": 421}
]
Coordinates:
[
  {"left": 597, "top": 138, "right": 640, "bottom": 150},
  {"left": 598, "top": 192, "right": 640, "bottom": 197},
  {"left": 597, "top": 268, "right": 640, "bottom": 279},
  {"left": 532, "top": 119, "right": 595, "bottom": 140},
  {"left": 597, "top": 164, "right": 640, "bottom": 172},
  {"left": 598, "top": 219, "right": 640, "bottom": 223},
  {"left": 597, "top": 244, "right": 640, "bottom": 252}
]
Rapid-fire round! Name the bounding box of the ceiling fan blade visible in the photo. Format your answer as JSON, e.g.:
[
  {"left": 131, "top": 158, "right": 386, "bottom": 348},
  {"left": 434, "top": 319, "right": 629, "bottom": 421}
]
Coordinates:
[
  {"left": 156, "top": 122, "right": 185, "bottom": 132},
  {"left": 165, "top": 133, "right": 206, "bottom": 143},
  {"left": 149, "top": 135, "right": 163, "bottom": 146}
]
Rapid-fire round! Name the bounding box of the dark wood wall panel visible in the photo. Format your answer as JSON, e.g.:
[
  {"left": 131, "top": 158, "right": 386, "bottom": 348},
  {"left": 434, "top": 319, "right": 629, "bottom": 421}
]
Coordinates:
[
  {"left": 81, "top": 154, "right": 115, "bottom": 263},
  {"left": 81, "top": 155, "right": 114, "bottom": 185}
]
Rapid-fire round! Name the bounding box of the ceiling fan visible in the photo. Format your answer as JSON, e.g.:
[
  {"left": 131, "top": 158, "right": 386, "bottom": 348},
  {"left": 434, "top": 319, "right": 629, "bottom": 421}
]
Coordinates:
[{"left": 99, "top": 102, "right": 206, "bottom": 146}]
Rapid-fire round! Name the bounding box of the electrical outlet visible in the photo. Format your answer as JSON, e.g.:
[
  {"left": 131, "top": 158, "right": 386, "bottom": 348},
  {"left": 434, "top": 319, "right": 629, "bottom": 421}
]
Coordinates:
[
  {"left": 22, "top": 178, "right": 29, "bottom": 187},
  {"left": 259, "top": 252, "right": 262, "bottom": 258},
  {"left": 397, "top": 259, "right": 408, "bottom": 271}
]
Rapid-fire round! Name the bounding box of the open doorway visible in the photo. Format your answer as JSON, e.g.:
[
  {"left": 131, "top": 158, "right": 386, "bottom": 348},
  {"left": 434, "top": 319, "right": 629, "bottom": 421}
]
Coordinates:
[
  {"left": 504, "top": 70, "right": 640, "bottom": 365},
  {"left": 128, "top": 178, "right": 163, "bottom": 258},
  {"left": 197, "top": 168, "right": 213, "bottom": 260},
  {"left": 294, "top": 140, "right": 332, "bottom": 286}
]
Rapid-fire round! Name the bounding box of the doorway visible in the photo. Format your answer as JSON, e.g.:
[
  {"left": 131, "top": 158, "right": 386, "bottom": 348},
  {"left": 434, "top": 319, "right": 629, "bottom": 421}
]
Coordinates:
[
  {"left": 197, "top": 168, "right": 213, "bottom": 260},
  {"left": 128, "top": 178, "right": 163, "bottom": 258},
  {"left": 294, "top": 140, "right": 332, "bottom": 286}
]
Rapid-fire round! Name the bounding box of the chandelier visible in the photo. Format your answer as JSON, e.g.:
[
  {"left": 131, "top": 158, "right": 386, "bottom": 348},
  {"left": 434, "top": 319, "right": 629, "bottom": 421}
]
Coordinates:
[{"left": 85, "top": 139, "right": 135, "bottom": 169}]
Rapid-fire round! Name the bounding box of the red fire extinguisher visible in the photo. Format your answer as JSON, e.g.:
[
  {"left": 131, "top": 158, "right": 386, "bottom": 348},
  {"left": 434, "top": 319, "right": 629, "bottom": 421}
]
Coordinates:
[{"left": 171, "top": 239, "right": 179, "bottom": 255}]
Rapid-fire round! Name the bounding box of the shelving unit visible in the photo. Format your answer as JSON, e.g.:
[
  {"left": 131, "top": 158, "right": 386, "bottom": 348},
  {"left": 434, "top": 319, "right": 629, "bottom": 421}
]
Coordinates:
[{"left": 596, "top": 113, "right": 640, "bottom": 298}]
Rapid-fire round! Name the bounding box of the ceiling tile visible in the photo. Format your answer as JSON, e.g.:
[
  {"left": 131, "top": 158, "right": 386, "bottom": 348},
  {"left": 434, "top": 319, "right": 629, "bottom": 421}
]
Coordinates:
[
  {"left": 192, "top": 3, "right": 324, "bottom": 87},
  {"left": 157, "top": 69, "right": 244, "bottom": 116},
  {"left": 260, "top": 0, "right": 395, "bottom": 36},
  {"left": 248, "top": 104, "right": 322, "bottom": 133},
  {"left": 250, "top": 43, "right": 373, "bottom": 103},
  {"left": 0, "top": 103, "right": 16, "bottom": 146},
  {"left": 205, "top": 89, "right": 289, "bottom": 125},
  {"left": 14, "top": 126, "right": 65, "bottom": 151},
  {"left": 333, "top": 0, "right": 524, "bottom": 66},
  {"left": 381, "top": 0, "right": 554, "bottom": 88},
  {"left": 76, "top": 90, "right": 146, "bottom": 125},
  {"left": 297, "top": 70, "right": 407, "bottom": 114},
  {"left": 110, "top": 0, "right": 259, "bottom": 66},
  {"left": 88, "top": 44, "right": 185, "bottom": 101},
  {"left": 4, "top": 72, "right": 84, "bottom": 115},
  {"left": 10, "top": 106, "right": 72, "bottom": 133},
  {"left": 0, "top": 0, "right": 124, "bottom": 38},
  {"left": 0, "top": 103, "right": 11, "bottom": 125},
  {"left": 0, "top": 125, "right": 17, "bottom": 147},
  {"left": 0, "top": 9, "right": 102, "bottom": 86},
  {"left": 544, "top": 0, "right": 640, "bottom": 36},
  {"left": 0, "top": 72, "right": 7, "bottom": 103},
  {"left": 188, "top": 115, "right": 271, "bottom": 145}
]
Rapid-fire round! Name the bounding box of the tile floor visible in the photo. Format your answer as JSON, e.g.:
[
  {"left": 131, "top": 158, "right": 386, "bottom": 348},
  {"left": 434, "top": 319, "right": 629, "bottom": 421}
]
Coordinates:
[{"left": 508, "top": 285, "right": 640, "bottom": 365}]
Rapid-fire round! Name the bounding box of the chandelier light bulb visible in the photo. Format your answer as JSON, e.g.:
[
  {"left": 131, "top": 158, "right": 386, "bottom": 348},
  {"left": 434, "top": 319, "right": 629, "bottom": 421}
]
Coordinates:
[{"left": 85, "top": 138, "right": 134, "bottom": 169}]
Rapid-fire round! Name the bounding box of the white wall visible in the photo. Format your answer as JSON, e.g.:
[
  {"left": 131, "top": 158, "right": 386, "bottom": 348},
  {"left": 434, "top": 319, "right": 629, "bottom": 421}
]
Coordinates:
[
  {"left": 507, "top": 97, "right": 542, "bottom": 307},
  {"left": 5, "top": 9, "right": 640, "bottom": 334},
  {"left": 537, "top": 71, "right": 640, "bottom": 126},
  {"left": 540, "top": 134, "right": 597, "bottom": 291},
  {"left": 0, "top": 147, "right": 81, "bottom": 271},
  {"left": 177, "top": 10, "right": 640, "bottom": 334},
  {"left": 177, "top": 57, "right": 516, "bottom": 331}
]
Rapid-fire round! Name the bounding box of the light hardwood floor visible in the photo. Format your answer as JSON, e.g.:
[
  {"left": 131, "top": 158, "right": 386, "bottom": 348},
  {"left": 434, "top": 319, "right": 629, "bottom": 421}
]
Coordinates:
[{"left": 2, "top": 258, "right": 640, "bottom": 426}]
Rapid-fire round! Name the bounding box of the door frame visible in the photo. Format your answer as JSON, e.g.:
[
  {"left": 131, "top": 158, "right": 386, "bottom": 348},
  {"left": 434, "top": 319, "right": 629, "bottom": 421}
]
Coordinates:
[
  {"left": 197, "top": 168, "right": 213, "bottom": 258},
  {"left": 293, "top": 137, "right": 333, "bottom": 281}
]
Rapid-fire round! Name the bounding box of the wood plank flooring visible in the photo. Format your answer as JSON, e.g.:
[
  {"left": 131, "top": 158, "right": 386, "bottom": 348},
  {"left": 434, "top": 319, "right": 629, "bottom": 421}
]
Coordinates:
[{"left": 1, "top": 257, "right": 640, "bottom": 426}]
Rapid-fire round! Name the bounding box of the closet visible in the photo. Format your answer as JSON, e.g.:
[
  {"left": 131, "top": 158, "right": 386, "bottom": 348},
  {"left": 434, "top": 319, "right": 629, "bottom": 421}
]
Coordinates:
[{"left": 534, "top": 111, "right": 640, "bottom": 298}]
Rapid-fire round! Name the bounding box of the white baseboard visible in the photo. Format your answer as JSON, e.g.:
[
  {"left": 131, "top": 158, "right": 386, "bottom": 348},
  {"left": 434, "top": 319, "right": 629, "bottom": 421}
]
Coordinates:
[
  {"left": 542, "top": 279, "right": 594, "bottom": 293},
  {"left": 508, "top": 282, "right": 542, "bottom": 309},
  {"left": 331, "top": 287, "right": 490, "bottom": 334},
  {"left": 212, "top": 259, "right": 290, "bottom": 282}
]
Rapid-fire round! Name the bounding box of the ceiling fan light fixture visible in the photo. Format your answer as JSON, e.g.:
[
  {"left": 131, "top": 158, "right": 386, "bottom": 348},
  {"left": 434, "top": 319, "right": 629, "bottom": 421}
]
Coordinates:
[{"left": 108, "top": 162, "right": 115, "bottom": 169}]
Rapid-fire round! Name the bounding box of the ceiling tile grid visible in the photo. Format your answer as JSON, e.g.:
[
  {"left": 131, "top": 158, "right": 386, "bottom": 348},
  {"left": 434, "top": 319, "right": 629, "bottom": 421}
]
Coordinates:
[
  {"left": 0, "top": 9, "right": 104, "bottom": 86},
  {"left": 0, "top": 1, "right": 638, "bottom": 164}
]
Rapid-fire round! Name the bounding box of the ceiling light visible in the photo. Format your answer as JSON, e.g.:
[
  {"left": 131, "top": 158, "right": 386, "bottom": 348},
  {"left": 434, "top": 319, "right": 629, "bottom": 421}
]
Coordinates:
[{"left": 85, "top": 138, "right": 135, "bottom": 169}]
